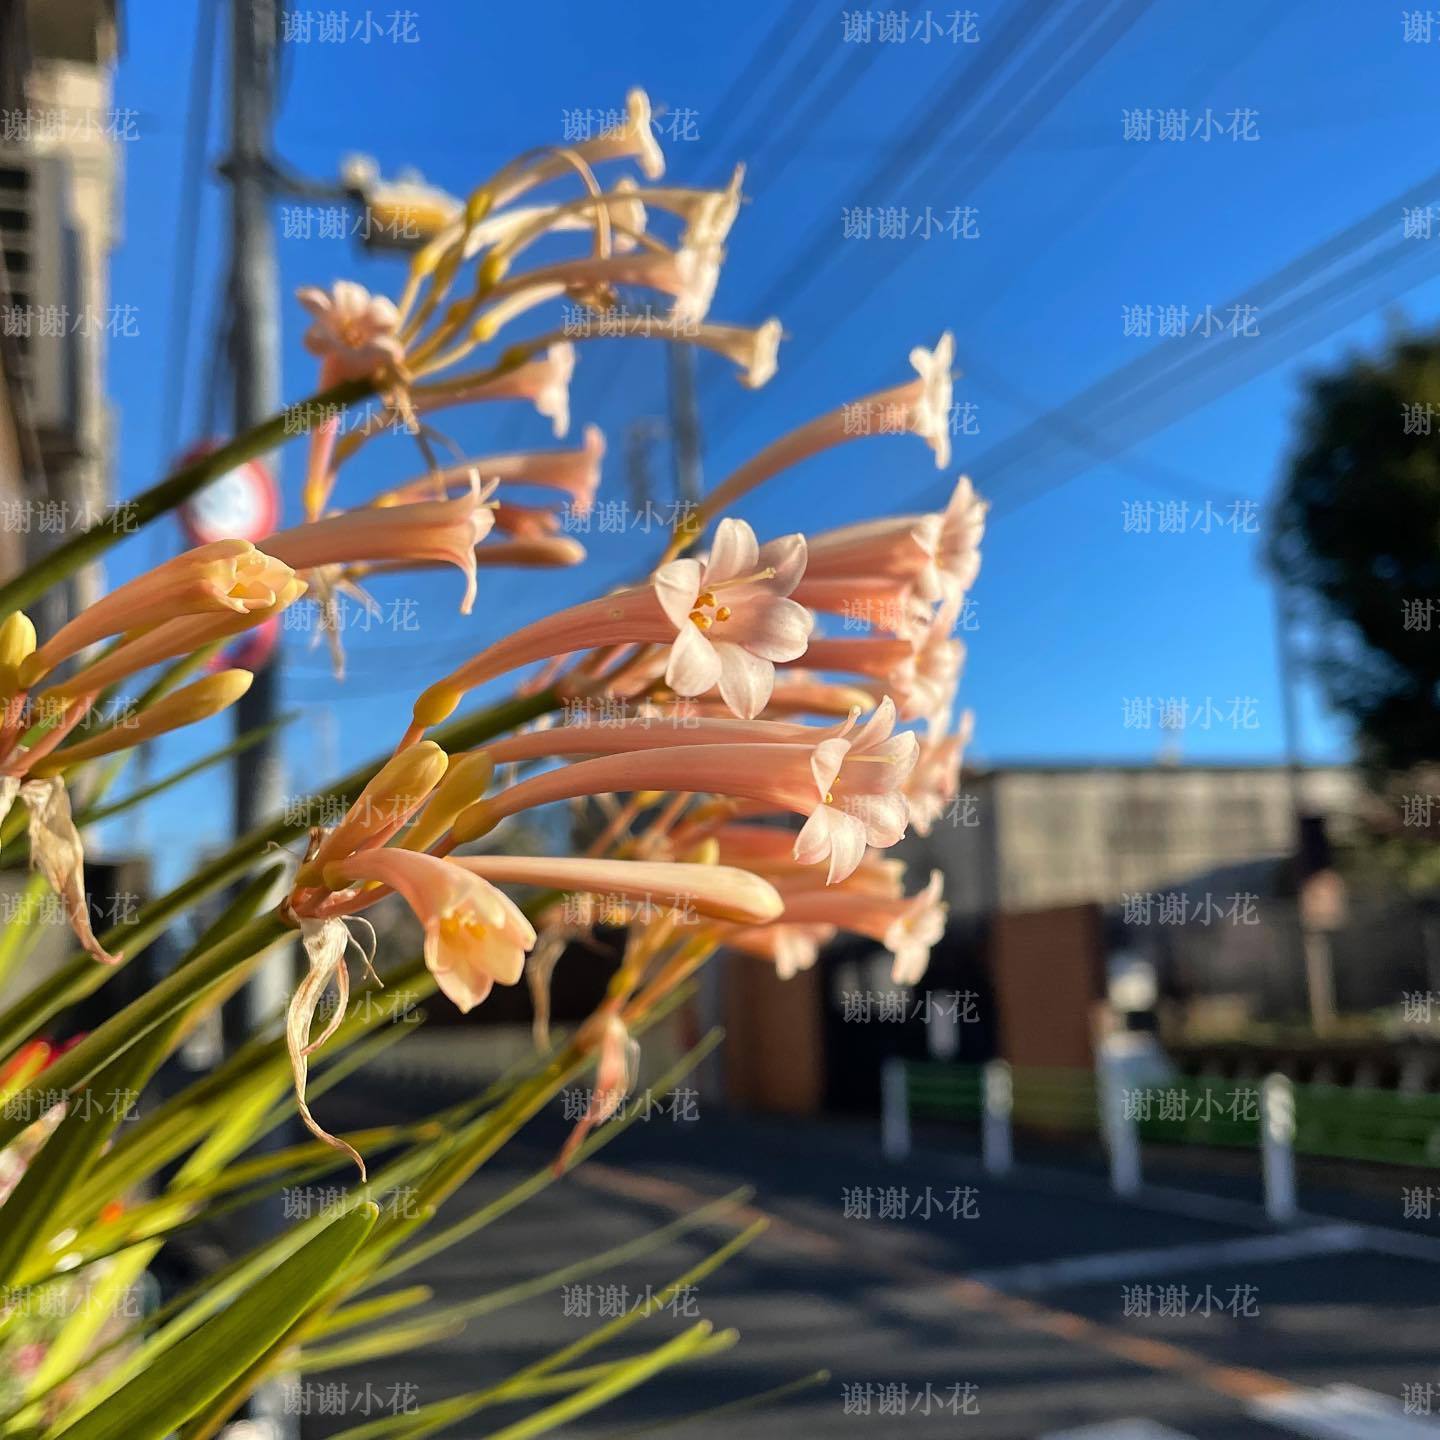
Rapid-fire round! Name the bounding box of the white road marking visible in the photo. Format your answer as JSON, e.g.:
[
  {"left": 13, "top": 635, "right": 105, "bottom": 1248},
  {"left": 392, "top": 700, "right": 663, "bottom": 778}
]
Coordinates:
[
  {"left": 1252, "top": 1384, "right": 1440, "bottom": 1438},
  {"left": 967, "top": 1223, "right": 1369, "bottom": 1293},
  {"left": 1041, "top": 1423, "right": 1196, "bottom": 1439}
]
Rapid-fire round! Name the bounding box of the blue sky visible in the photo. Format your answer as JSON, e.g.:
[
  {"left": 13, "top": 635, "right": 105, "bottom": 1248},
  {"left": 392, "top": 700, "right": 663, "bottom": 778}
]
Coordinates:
[{"left": 99, "top": 0, "right": 1440, "bottom": 863}]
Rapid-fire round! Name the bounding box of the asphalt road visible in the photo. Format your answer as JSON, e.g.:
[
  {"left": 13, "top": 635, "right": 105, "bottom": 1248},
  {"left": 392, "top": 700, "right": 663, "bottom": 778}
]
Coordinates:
[{"left": 298, "top": 1083, "right": 1440, "bottom": 1439}]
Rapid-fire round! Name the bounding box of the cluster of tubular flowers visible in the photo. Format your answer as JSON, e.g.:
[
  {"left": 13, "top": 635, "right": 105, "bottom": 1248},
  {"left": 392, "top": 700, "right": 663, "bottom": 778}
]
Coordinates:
[
  {"left": 0, "top": 542, "right": 301, "bottom": 962},
  {"left": 289, "top": 87, "right": 783, "bottom": 528},
  {"left": 101, "top": 92, "right": 983, "bottom": 1178},
  {"left": 279, "top": 740, "right": 784, "bottom": 1174}
]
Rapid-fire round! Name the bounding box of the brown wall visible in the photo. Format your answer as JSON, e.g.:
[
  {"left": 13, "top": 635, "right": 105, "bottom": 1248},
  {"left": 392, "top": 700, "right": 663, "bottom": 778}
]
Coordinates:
[
  {"left": 723, "top": 954, "right": 824, "bottom": 1115},
  {"left": 990, "top": 904, "right": 1104, "bottom": 1070}
]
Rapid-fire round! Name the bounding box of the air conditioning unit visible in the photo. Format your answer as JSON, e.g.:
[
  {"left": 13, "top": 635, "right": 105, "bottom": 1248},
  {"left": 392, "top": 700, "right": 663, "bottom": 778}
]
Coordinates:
[{"left": 0, "top": 149, "right": 85, "bottom": 449}]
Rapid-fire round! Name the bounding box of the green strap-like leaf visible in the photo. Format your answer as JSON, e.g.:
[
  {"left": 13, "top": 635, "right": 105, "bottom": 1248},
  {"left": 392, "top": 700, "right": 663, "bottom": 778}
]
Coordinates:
[{"left": 41, "top": 1202, "right": 378, "bottom": 1440}]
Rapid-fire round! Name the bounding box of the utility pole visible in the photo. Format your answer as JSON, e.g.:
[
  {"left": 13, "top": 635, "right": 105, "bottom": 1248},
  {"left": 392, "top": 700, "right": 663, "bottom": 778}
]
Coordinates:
[
  {"left": 220, "top": 9, "right": 295, "bottom": 1431},
  {"left": 227, "top": 0, "right": 283, "bottom": 852}
]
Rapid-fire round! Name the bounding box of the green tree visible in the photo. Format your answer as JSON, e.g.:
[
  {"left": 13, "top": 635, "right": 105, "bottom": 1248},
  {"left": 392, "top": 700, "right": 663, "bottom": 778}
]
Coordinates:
[{"left": 1270, "top": 333, "right": 1440, "bottom": 771}]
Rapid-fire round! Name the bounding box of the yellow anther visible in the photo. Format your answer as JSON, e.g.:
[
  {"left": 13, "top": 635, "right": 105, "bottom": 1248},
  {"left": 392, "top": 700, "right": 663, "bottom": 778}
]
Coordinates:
[
  {"left": 689, "top": 611, "right": 713, "bottom": 630},
  {"left": 714, "top": 605, "right": 732, "bottom": 623}
]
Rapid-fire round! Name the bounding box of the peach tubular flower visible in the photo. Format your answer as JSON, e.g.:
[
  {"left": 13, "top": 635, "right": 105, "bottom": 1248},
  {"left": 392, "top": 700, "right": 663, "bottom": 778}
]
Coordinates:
[
  {"left": 408, "top": 519, "right": 812, "bottom": 732},
  {"left": 23, "top": 542, "right": 294, "bottom": 684},
  {"left": 481, "top": 712, "right": 846, "bottom": 768},
  {"left": 487, "top": 246, "right": 721, "bottom": 328},
  {"left": 19, "top": 778, "right": 118, "bottom": 964},
  {"left": 695, "top": 331, "right": 955, "bottom": 527},
  {"left": 297, "top": 280, "right": 405, "bottom": 379},
  {"left": 455, "top": 703, "right": 915, "bottom": 886},
  {"left": 491, "top": 89, "right": 664, "bottom": 209},
  {"left": 415, "top": 343, "right": 575, "bottom": 436},
  {"left": 694, "top": 318, "right": 782, "bottom": 389},
  {"left": 796, "top": 511, "right": 945, "bottom": 627},
  {"left": 772, "top": 869, "right": 947, "bottom": 985},
  {"left": 792, "top": 697, "right": 918, "bottom": 884},
  {"left": 454, "top": 855, "right": 782, "bottom": 926},
  {"left": 798, "top": 636, "right": 917, "bottom": 703},
  {"left": 903, "top": 607, "right": 965, "bottom": 728},
  {"left": 907, "top": 710, "right": 973, "bottom": 837},
  {"left": 723, "top": 921, "right": 835, "bottom": 980},
  {"left": 287, "top": 917, "right": 367, "bottom": 1178},
  {"left": 391, "top": 425, "right": 604, "bottom": 517},
  {"left": 556, "top": 1010, "right": 638, "bottom": 1171},
  {"left": 325, "top": 848, "right": 535, "bottom": 1014},
  {"left": 266, "top": 476, "right": 493, "bottom": 615},
  {"left": 470, "top": 425, "right": 604, "bottom": 515},
  {"left": 44, "top": 577, "right": 307, "bottom": 700},
  {"left": 652, "top": 520, "right": 813, "bottom": 719}
]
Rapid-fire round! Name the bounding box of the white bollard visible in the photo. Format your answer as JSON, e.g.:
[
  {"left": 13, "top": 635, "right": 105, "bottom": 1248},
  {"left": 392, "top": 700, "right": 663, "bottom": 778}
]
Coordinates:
[
  {"left": 982, "top": 1060, "right": 1013, "bottom": 1174},
  {"left": 881, "top": 1056, "right": 911, "bottom": 1161},
  {"left": 1261, "top": 1072, "right": 1298, "bottom": 1224},
  {"left": 1100, "top": 1064, "right": 1142, "bottom": 1196}
]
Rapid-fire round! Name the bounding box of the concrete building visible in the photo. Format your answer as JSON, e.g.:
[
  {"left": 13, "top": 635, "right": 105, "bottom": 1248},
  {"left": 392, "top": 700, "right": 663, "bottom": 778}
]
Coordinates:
[{"left": 901, "top": 761, "right": 1363, "bottom": 919}]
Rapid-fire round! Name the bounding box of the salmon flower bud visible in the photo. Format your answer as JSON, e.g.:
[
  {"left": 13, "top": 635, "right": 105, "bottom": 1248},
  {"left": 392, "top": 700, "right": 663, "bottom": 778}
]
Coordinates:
[
  {"left": 0, "top": 612, "right": 36, "bottom": 699},
  {"left": 455, "top": 855, "right": 783, "bottom": 926},
  {"left": 297, "top": 279, "right": 404, "bottom": 379},
  {"left": 491, "top": 501, "right": 561, "bottom": 540},
  {"left": 402, "top": 751, "right": 495, "bottom": 855},
  {"left": 696, "top": 331, "right": 955, "bottom": 528},
  {"left": 23, "top": 542, "right": 295, "bottom": 685},
  {"left": 324, "top": 849, "right": 535, "bottom": 1013},
  {"left": 300, "top": 741, "right": 449, "bottom": 884},
  {"left": 44, "top": 576, "right": 307, "bottom": 700},
  {"left": 473, "top": 536, "right": 587, "bottom": 569},
  {"left": 18, "top": 778, "right": 118, "bottom": 964},
  {"left": 771, "top": 868, "right": 947, "bottom": 985},
  {"left": 266, "top": 475, "right": 494, "bottom": 615},
  {"left": 28, "top": 671, "right": 254, "bottom": 777},
  {"left": 653, "top": 520, "right": 813, "bottom": 719}
]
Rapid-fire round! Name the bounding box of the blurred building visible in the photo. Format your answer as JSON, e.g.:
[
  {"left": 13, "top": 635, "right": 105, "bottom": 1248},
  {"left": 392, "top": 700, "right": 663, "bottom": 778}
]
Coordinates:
[
  {"left": 726, "top": 762, "right": 1379, "bottom": 1116},
  {"left": 902, "top": 761, "right": 1362, "bottom": 917},
  {"left": 0, "top": 0, "right": 120, "bottom": 621},
  {"left": 0, "top": 0, "right": 121, "bottom": 991}
]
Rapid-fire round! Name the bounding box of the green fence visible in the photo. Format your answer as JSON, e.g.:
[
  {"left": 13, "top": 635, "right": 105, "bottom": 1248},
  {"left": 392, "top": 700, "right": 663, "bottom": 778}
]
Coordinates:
[{"left": 899, "top": 1060, "right": 1440, "bottom": 1169}]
